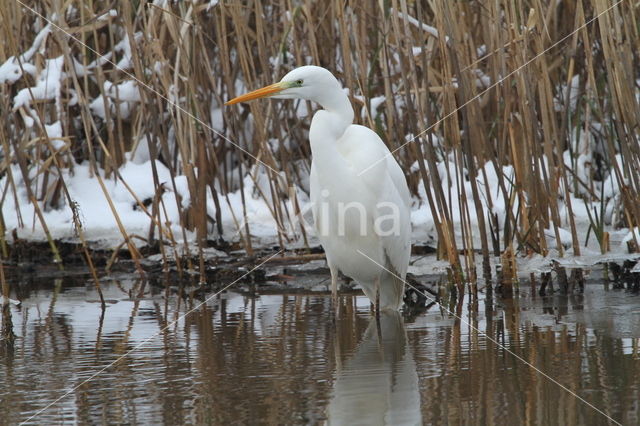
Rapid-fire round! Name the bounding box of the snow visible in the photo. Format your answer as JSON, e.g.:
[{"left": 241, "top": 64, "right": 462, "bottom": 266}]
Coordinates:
[
  {"left": 0, "top": 295, "right": 20, "bottom": 306},
  {"left": 44, "top": 121, "right": 66, "bottom": 150},
  {"left": 544, "top": 226, "right": 573, "bottom": 249},
  {"left": 2, "top": 160, "right": 186, "bottom": 248},
  {"left": 602, "top": 154, "right": 625, "bottom": 199},
  {"left": 353, "top": 94, "right": 386, "bottom": 121},
  {"left": 113, "top": 32, "right": 142, "bottom": 70},
  {"left": 206, "top": 0, "right": 220, "bottom": 10},
  {"left": 0, "top": 57, "right": 30, "bottom": 84},
  {"left": 128, "top": 136, "right": 152, "bottom": 164},
  {"left": 0, "top": 23, "right": 50, "bottom": 84},
  {"left": 90, "top": 80, "right": 142, "bottom": 120},
  {"left": 622, "top": 228, "right": 640, "bottom": 245},
  {"left": 97, "top": 9, "right": 118, "bottom": 21},
  {"left": 1, "top": 148, "right": 618, "bottom": 256},
  {"left": 13, "top": 55, "right": 65, "bottom": 117},
  {"left": 474, "top": 69, "right": 491, "bottom": 89},
  {"left": 390, "top": 8, "right": 445, "bottom": 41},
  {"left": 555, "top": 74, "right": 581, "bottom": 112},
  {"left": 215, "top": 170, "right": 309, "bottom": 243},
  {"left": 0, "top": 153, "right": 307, "bottom": 250}
]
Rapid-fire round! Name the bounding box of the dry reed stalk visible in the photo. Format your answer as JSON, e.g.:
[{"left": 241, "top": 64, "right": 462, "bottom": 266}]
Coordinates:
[{"left": 1, "top": 0, "right": 639, "bottom": 293}]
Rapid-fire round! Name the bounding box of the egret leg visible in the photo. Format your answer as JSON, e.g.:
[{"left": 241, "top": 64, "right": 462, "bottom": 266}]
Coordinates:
[
  {"left": 373, "top": 278, "right": 382, "bottom": 344},
  {"left": 375, "top": 276, "right": 381, "bottom": 319},
  {"left": 330, "top": 265, "right": 339, "bottom": 315}
]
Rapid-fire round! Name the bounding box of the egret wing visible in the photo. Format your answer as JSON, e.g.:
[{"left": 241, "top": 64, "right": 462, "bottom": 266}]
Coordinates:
[{"left": 339, "top": 125, "right": 411, "bottom": 278}]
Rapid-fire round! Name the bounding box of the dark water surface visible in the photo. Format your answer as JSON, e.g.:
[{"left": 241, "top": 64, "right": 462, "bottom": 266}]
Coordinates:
[{"left": 1, "top": 269, "right": 639, "bottom": 425}]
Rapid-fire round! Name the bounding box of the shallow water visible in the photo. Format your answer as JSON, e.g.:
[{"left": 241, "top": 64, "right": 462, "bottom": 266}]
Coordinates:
[{"left": 1, "top": 270, "right": 639, "bottom": 425}]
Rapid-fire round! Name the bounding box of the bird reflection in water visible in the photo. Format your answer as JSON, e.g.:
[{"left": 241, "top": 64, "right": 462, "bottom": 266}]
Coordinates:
[{"left": 327, "top": 310, "right": 421, "bottom": 425}]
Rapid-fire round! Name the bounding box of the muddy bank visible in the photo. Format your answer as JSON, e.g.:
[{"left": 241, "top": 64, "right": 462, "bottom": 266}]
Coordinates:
[{"left": 2, "top": 238, "right": 640, "bottom": 305}]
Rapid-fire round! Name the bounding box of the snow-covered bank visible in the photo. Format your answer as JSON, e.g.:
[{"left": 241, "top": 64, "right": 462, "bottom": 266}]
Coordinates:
[{"left": 1, "top": 153, "right": 636, "bottom": 261}]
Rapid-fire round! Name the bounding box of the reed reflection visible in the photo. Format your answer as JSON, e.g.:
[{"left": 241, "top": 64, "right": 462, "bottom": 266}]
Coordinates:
[{"left": 0, "top": 277, "right": 639, "bottom": 425}]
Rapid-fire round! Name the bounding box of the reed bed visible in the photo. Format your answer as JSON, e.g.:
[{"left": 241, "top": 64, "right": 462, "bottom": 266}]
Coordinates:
[{"left": 0, "top": 0, "right": 639, "bottom": 291}]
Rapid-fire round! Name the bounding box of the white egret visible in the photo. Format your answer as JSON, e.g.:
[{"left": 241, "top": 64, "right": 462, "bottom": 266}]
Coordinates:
[{"left": 226, "top": 66, "right": 411, "bottom": 311}]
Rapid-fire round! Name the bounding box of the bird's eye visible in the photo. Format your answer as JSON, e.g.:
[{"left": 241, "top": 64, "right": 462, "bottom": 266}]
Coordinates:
[{"left": 296, "top": 79, "right": 304, "bottom": 86}]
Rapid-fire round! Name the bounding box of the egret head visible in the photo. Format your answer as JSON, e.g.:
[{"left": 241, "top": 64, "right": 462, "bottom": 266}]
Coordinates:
[{"left": 225, "top": 66, "right": 343, "bottom": 106}]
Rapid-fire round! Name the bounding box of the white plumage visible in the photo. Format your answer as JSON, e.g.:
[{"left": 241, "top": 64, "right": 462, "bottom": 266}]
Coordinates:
[{"left": 226, "top": 66, "right": 411, "bottom": 311}]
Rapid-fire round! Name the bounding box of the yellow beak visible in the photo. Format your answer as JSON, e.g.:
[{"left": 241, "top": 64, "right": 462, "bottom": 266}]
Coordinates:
[{"left": 225, "top": 82, "right": 286, "bottom": 106}]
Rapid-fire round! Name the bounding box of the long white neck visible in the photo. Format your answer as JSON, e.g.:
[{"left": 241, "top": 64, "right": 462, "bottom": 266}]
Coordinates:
[
  {"left": 309, "top": 88, "right": 354, "bottom": 145},
  {"left": 308, "top": 89, "right": 354, "bottom": 181},
  {"left": 317, "top": 88, "right": 354, "bottom": 131}
]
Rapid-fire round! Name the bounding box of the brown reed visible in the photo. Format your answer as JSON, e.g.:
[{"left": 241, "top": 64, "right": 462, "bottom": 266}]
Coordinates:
[{"left": 0, "top": 0, "right": 638, "bottom": 293}]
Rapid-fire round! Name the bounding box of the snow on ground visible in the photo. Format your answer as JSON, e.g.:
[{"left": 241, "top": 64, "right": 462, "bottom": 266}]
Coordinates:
[
  {"left": 1, "top": 147, "right": 634, "bottom": 264},
  {"left": 0, "top": 152, "right": 311, "bottom": 250},
  {"left": 0, "top": 16, "right": 634, "bottom": 261},
  {"left": 2, "top": 160, "right": 192, "bottom": 249}
]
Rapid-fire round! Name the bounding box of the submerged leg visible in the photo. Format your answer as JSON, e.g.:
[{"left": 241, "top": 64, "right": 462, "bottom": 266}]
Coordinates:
[
  {"left": 330, "top": 265, "right": 339, "bottom": 315},
  {"left": 374, "top": 276, "right": 381, "bottom": 319},
  {"left": 374, "top": 277, "right": 382, "bottom": 340}
]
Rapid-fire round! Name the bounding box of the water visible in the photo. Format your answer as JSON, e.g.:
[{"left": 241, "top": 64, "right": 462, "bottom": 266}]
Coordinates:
[{"left": 1, "top": 269, "right": 639, "bottom": 425}]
